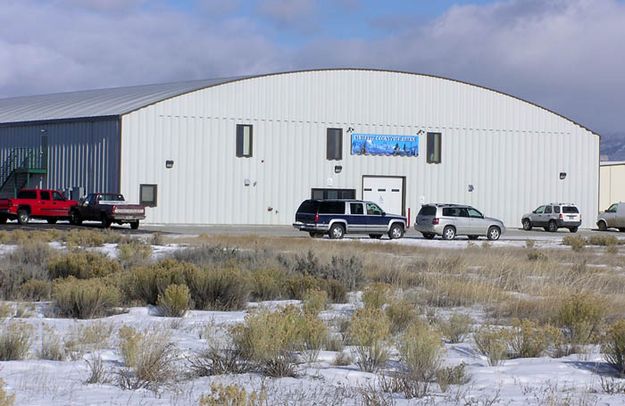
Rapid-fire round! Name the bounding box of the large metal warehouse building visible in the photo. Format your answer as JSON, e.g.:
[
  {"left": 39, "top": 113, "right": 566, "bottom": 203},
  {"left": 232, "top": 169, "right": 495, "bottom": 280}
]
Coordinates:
[{"left": 0, "top": 69, "right": 599, "bottom": 227}]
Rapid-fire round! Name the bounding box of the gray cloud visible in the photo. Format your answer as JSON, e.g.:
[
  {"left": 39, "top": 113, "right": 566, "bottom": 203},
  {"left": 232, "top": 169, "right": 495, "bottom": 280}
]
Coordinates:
[
  {"left": 256, "top": 0, "right": 318, "bottom": 32},
  {"left": 0, "top": 0, "right": 623, "bottom": 134}
]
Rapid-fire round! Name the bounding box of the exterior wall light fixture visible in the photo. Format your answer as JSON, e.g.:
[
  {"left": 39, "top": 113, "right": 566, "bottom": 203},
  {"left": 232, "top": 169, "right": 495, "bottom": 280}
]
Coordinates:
[
  {"left": 165, "top": 160, "right": 174, "bottom": 169},
  {"left": 559, "top": 172, "right": 567, "bottom": 180}
]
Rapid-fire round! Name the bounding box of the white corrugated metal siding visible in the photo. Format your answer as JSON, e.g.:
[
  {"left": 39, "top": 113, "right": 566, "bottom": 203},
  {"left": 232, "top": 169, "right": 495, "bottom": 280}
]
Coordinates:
[{"left": 119, "top": 69, "right": 599, "bottom": 228}]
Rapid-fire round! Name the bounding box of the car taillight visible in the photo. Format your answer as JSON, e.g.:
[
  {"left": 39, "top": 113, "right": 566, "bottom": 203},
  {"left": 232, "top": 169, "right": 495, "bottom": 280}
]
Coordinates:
[
  {"left": 432, "top": 218, "right": 439, "bottom": 225},
  {"left": 314, "top": 212, "right": 319, "bottom": 223}
]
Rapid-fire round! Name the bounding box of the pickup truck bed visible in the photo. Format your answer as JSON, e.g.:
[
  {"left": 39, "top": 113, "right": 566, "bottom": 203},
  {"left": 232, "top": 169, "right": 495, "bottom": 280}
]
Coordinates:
[{"left": 69, "top": 193, "right": 146, "bottom": 229}]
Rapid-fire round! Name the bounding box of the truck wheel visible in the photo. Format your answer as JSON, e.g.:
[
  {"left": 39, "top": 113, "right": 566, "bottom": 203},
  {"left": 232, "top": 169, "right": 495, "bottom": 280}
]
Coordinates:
[
  {"left": 47, "top": 219, "right": 57, "bottom": 224},
  {"left": 130, "top": 221, "right": 140, "bottom": 230},
  {"left": 17, "top": 208, "right": 30, "bottom": 225},
  {"left": 308, "top": 232, "right": 323, "bottom": 238},
  {"left": 569, "top": 227, "right": 578, "bottom": 233},
  {"left": 598, "top": 220, "right": 607, "bottom": 231},
  {"left": 388, "top": 223, "right": 404, "bottom": 239},
  {"left": 69, "top": 211, "right": 82, "bottom": 226},
  {"left": 422, "top": 233, "right": 435, "bottom": 239},
  {"left": 548, "top": 220, "right": 558, "bottom": 232},
  {"left": 329, "top": 224, "right": 345, "bottom": 239},
  {"left": 101, "top": 214, "right": 112, "bottom": 228}
]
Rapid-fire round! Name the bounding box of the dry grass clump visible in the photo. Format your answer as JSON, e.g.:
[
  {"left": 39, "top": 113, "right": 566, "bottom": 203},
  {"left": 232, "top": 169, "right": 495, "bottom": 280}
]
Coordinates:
[
  {"left": 348, "top": 307, "right": 391, "bottom": 372},
  {"left": 508, "top": 319, "right": 560, "bottom": 358},
  {"left": 0, "top": 378, "right": 15, "bottom": 406},
  {"left": 157, "top": 284, "right": 191, "bottom": 317},
  {"left": 385, "top": 297, "right": 419, "bottom": 335},
  {"left": 554, "top": 293, "right": 604, "bottom": 347},
  {"left": 279, "top": 250, "right": 364, "bottom": 292},
  {"left": 0, "top": 241, "right": 52, "bottom": 300},
  {"left": 438, "top": 314, "right": 474, "bottom": 344},
  {"left": 603, "top": 319, "right": 625, "bottom": 376},
  {"left": 473, "top": 325, "right": 511, "bottom": 366},
  {"left": 199, "top": 383, "right": 267, "bottom": 406},
  {"left": 230, "top": 306, "right": 328, "bottom": 376},
  {"left": 63, "top": 229, "right": 122, "bottom": 248},
  {"left": 18, "top": 279, "right": 51, "bottom": 301},
  {"left": 37, "top": 325, "right": 65, "bottom": 361},
  {"left": 63, "top": 322, "right": 113, "bottom": 360},
  {"left": 250, "top": 268, "right": 287, "bottom": 301},
  {"left": 362, "top": 283, "right": 391, "bottom": 309},
  {"left": 396, "top": 321, "right": 444, "bottom": 397},
  {"left": 117, "top": 239, "right": 153, "bottom": 268},
  {"left": 302, "top": 289, "right": 327, "bottom": 316},
  {"left": 0, "top": 321, "right": 32, "bottom": 360},
  {"left": 562, "top": 235, "right": 586, "bottom": 252},
  {"left": 186, "top": 267, "right": 251, "bottom": 311},
  {"left": 52, "top": 277, "right": 120, "bottom": 319},
  {"left": 48, "top": 251, "right": 122, "bottom": 280},
  {"left": 124, "top": 259, "right": 192, "bottom": 305},
  {"left": 117, "top": 327, "right": 177, "bottom": 390},
  {"left": 0, "top": 229, "right": 61, "bottom": 245},
  {"left": 421, "top": 276, "right": 507, "bottom": 307},
  {"left": 587, "top": 235, "right": 619, "bottom": 246}
]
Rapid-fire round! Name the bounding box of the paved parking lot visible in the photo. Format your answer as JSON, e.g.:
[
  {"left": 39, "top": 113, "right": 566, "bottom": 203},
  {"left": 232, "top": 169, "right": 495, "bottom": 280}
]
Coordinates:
[{"left": 2, "top": 220, "right": 623, "bottom": 242}]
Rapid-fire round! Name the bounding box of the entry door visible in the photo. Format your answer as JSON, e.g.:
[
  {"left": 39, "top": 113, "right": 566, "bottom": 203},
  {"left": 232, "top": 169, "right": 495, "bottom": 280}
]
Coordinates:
[{"left": 362, "top": 176, "right": 404, "bottom": 215}]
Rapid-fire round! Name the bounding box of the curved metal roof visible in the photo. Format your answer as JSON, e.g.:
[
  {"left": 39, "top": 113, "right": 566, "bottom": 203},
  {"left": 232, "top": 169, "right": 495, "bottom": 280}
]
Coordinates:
[
  {"left": 0, "top": 69, "right": 596, "bottom": 135},
  {"left": 0, "top": 76, "right": 247, "bottom": 124}
]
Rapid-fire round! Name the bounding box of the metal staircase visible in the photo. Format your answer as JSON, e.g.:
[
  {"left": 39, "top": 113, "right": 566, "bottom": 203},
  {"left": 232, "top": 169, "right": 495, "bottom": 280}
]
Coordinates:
[{"left": 0, "top": 148, "right": 47, "bottom": 198}]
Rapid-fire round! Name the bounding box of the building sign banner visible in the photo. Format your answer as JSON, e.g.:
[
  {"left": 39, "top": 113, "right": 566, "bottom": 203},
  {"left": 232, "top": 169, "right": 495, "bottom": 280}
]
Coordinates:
[{"left": 351, "top": 133, "right": 419, "bottom": 157}]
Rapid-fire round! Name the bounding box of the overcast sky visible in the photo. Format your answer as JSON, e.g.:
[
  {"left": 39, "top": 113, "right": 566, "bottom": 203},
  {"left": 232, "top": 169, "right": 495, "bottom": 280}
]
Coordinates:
[{"left": 0, "top": 0, "right": 623, "bottom": 134}]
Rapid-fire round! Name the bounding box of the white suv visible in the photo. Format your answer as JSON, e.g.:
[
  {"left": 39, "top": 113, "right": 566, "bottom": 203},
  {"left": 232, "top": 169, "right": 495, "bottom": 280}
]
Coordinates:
[{"left": 521, "top": 203, "right": 581, "bottom": 233}]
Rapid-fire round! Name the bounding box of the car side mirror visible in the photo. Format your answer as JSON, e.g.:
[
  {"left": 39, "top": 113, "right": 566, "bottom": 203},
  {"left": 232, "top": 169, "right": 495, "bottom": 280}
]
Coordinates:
[{"left": 382, "top": 211, "right": 386, "bottom": 216}]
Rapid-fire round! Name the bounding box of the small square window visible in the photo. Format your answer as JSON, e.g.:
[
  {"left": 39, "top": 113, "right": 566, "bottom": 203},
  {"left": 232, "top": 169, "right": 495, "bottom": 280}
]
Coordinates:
[
  {"left": 140, "top": 184, "right": 157, "bottom": 207},
  {"left": 236, "top": 124, "right": 253, "bottom": 157},
  {"left": 326, "top": 128, "right": 343, "bottom": 160},
  {"left": 426, "top": 132, "right": 442, "bottom": 164}
]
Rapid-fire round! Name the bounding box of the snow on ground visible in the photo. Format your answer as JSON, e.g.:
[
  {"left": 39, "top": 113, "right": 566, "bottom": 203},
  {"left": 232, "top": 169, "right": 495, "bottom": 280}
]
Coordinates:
[
  {"left": 2, "top": 236, "right": 625, "bottom": 405},
  {"left": 2, "top": 301, "right": 625, "bottom": 405}
]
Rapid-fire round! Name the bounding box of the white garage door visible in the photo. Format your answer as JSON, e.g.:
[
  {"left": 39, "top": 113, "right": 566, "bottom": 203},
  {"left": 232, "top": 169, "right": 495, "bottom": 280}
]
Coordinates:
[{"left": 362, "top": 176, "right": 404, "bottom": 215}]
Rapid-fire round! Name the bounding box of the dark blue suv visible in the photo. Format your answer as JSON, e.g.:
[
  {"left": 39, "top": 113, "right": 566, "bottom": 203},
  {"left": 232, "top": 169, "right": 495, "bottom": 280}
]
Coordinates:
[{"left": 293, "top": 199, "right": 407, "bottom": 239}]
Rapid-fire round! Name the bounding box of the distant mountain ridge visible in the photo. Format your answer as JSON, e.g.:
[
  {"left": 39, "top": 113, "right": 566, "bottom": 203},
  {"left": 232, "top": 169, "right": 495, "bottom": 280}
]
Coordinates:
[{"left": 600, "top": 133, "right": 625, "bottom": 162}]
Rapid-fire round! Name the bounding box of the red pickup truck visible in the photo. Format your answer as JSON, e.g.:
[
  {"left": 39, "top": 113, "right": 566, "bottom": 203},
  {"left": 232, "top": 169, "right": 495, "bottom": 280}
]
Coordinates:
[{"left": 0, "top": 189, "right": 78, "bottom": 224}]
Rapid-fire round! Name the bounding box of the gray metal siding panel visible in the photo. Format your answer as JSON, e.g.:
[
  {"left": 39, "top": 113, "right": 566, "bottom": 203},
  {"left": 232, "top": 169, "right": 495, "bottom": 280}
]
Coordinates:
[
  {"left": 0, "top": 119, "right": 120, "bottom": 194},
  {"left": 120, "top": 70, "right": 598, "bottom": 227}
]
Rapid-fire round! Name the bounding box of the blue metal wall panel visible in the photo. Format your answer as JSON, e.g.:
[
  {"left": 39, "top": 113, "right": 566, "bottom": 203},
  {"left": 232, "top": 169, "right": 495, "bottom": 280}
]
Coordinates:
[{"left": 0, "top": 118, "right": 120, "bottom": 195}]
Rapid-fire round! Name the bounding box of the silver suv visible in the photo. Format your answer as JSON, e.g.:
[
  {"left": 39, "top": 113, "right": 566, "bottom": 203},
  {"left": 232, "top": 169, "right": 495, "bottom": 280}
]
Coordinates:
[
  {"left": 415, "top": 204, "right": 505, "bottom": 240},
  {"left": 521, "top": 203, "right": 581, "bottom": 233}
]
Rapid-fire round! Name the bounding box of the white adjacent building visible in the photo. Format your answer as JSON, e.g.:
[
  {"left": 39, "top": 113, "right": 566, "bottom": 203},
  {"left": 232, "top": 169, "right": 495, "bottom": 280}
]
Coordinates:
[{"left": 0, "top": 69, "right": 599, "bottom": 227}]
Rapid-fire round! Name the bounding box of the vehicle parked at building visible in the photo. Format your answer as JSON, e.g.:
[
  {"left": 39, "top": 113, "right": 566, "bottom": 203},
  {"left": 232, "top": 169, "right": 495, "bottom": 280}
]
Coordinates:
[
  {"left": 0, "top": 189, "right": 77, "bottom": 224},
  {"left": 293, "top": 199, "right": 407, "bottom": 239},
  {"left": 69, "top": 193, "right": 145, "bottom": 229},
  {"left": 521, "top": 203, "right": 581, "bottom": 232},
  {"left": 597, "top": 202, "right": 625, "bottom": 231},
  {"left": 414, "top": 203, "right": 505, "bottom": 240}
]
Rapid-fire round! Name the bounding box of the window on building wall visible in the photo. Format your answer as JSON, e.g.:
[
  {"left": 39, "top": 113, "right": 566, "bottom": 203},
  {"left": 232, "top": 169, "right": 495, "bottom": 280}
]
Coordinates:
[
  {"left": 140, "top": 184, "right": 158, "bottom": 207},
  {"left": 426, "top": 132, "right": 442, "bottom": 164},
  {"left": 311, "top": 188, "right": 355, "bottom": 200},
  {"left": 236, "top": 124, "right": 253, "bottom": 157},
  {"left": 326, "top": 128, "right": 343, "bottom": 160}
]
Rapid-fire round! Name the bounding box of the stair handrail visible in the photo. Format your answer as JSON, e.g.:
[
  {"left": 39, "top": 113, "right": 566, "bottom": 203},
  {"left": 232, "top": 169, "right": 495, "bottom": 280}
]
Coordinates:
[{"left": 0, "top": 147, "right": 45, "bottom": 189}]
